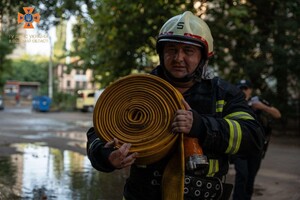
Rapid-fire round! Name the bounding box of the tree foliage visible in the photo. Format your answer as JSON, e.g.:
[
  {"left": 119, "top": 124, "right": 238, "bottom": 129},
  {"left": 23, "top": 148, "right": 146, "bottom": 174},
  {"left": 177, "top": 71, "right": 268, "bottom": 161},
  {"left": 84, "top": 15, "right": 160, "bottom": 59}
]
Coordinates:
[
  {"left": 1, "top": 56, "right": 49, "bottom": 95},
  {"left": 207, "top": 0, "right": 300, "bottom": 113},
  {"left": 0, "top": 0, "right": 20, "bottom": 87},
  {"left": 71, "top": 0, "right": 195, "bottom": 86}
]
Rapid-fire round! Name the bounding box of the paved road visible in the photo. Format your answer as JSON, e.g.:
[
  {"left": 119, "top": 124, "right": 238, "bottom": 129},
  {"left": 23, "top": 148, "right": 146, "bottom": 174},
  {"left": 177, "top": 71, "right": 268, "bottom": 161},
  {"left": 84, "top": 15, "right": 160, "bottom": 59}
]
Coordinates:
[
  {"left": 0, "top": 106, "right": 93, "bottom": 156},
  {"left": 227, "top": 135, "right": 300, "bottom": 200},
  {"left": 0, "top": 106, "right": 299, "bottom": 200}
]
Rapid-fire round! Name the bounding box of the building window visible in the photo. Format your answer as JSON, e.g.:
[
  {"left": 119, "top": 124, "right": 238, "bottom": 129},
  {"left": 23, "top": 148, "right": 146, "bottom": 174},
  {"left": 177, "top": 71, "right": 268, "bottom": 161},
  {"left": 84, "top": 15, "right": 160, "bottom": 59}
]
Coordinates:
[
  {"left": 76, "top": 81, "right": 80, "bottom": 88},
  {"left": 82, "top": 82, "right": 87, "bottom": 88}
]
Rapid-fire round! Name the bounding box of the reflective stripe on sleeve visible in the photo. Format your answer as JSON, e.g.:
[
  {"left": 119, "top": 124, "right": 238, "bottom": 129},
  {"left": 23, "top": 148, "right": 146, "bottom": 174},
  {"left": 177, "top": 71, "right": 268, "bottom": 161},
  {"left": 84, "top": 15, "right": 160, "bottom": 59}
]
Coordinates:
[
  {"left": 207, "top": 159, "right": 219, "bottom": 177},
  {"left": 224, "top": 119, "right": 242, "bottom": 154},
  {"left": 216, "top": 100, "right": 225, "bottom": 113},
  {"left": 225, "top": 111, "right": 254, "bottom": 120},
  {"left": 88, "top": 138, "right": 100, "bottom": 151}
]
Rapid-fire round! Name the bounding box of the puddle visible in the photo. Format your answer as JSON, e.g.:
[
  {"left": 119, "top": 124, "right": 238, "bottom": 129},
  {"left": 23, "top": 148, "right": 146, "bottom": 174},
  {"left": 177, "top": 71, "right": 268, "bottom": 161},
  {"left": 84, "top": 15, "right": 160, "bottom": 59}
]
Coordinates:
[
  {"left": 0, "top": 143, "right": 128, "bottom": 200},
  {"left": 0, "top": 131, "right": 88, "bottom": 142},
  {"left": 73, "top": 121, "right": 93, "bottom": 128}
]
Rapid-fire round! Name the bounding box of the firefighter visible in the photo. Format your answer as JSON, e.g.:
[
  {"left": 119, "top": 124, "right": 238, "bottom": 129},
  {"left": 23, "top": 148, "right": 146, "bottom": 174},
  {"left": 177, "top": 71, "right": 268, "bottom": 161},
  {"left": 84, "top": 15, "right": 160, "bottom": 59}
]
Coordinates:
[
  {"left": 86, "top": 11, "right": 264, "bottom": 200},
  {"left": 232, "top": 79, "right": 281, "bottom": 200}
]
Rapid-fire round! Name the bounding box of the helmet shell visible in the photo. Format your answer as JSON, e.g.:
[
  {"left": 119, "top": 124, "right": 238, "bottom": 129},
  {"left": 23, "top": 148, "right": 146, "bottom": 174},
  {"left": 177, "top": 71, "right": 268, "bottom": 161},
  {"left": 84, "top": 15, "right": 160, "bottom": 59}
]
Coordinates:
[{"left": 157, "top": 11, "right": 214, "bottom": 59}]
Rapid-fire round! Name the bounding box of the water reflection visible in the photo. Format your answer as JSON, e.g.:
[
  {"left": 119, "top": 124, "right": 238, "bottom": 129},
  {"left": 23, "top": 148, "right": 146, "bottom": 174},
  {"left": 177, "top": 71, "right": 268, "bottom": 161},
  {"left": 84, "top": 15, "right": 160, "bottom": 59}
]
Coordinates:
[{"left": 0, "top": 143, "right": 128, "bottom": 200}]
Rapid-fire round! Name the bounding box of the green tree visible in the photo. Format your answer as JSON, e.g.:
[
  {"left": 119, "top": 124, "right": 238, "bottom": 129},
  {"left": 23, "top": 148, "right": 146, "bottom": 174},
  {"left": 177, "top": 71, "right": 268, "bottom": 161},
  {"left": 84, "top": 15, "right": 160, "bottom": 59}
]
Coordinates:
[
  {"left": 2, "top": 55, "right": 49, "bottom": 95},
  {"left": 71, "top": 0, "right": 195, "bottom": 86},
  {"left": 53, "top": 20, "right": 67, "bottom": 62},
  {"left": 0, "top": 0, "right": 20, "bottom": 88},
  {"left": 207, "top": 0, "right": 300, "bottom": 115}
]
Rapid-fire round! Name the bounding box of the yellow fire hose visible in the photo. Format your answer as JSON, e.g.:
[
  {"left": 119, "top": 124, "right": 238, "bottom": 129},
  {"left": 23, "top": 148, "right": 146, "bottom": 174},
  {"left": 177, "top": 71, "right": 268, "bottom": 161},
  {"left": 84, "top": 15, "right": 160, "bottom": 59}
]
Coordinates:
[{"left": 93, "top": 74, "right": 185, "bottom": 200}]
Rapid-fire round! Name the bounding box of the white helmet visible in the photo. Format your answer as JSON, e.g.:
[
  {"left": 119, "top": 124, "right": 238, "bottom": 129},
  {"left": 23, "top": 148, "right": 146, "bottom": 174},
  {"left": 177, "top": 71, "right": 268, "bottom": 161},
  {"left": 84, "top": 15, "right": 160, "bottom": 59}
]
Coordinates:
[{"left": 156, "top": 11, "right": 214, "bottom": 81}]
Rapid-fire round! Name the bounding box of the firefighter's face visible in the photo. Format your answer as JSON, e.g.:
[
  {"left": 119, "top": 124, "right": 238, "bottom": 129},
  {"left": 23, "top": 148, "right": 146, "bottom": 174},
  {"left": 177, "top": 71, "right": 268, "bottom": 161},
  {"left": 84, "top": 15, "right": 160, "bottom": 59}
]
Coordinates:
[
  {"left": 163, "top": 42, "right": 202, "bottom": 79},
  {"left": 242, "top": 88, "right": 253, "bottom": 100}
]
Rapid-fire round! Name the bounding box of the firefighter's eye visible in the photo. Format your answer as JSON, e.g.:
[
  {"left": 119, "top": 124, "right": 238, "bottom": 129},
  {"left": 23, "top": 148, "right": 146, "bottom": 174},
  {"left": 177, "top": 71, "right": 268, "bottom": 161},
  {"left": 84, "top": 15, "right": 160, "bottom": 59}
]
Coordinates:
[{"left": 182, "top": 47, "right": 196, "bottom": 55}]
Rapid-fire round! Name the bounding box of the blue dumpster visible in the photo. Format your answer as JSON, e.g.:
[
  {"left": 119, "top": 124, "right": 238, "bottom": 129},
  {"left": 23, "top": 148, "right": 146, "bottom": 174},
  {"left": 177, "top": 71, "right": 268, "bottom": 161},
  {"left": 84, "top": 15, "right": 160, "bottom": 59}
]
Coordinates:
[{"left": 32, "top": 96, "right": 51, "bottom": 112}]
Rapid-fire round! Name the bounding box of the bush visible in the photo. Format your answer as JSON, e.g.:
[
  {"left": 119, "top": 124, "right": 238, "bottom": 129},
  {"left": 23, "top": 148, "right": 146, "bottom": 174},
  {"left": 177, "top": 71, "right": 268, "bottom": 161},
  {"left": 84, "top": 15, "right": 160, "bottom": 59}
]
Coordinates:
[{"left": 51, "top": 92, "right": 77, "bottom": 111}]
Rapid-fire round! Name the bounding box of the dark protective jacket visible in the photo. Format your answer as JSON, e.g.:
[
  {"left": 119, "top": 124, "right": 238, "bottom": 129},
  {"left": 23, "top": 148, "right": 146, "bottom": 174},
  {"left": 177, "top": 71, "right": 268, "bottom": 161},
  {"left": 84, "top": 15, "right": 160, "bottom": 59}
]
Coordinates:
[
  {"left": 249, "top": 96, "right": 273, "bottom": 158},
  {"left": 86, "top": 66, "right": 264, "bottom": 200}
]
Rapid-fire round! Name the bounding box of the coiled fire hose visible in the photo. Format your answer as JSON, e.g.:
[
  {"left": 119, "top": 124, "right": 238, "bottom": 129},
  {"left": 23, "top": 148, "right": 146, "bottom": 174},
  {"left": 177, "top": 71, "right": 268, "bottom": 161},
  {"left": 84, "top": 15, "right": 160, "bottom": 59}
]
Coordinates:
[
  {"left": 93, "top": 74, "right": 184, "bottom": 164},
  {"left": 93, "top": 74, "right": 191, "bottom": 200}
]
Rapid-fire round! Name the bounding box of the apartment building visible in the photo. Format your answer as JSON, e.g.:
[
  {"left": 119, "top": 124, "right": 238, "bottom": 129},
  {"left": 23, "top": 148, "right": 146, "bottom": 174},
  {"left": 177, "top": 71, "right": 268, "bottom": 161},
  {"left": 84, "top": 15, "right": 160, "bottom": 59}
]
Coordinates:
[{"left": 55, "top": 63, "right": 96, "bottom": 94}]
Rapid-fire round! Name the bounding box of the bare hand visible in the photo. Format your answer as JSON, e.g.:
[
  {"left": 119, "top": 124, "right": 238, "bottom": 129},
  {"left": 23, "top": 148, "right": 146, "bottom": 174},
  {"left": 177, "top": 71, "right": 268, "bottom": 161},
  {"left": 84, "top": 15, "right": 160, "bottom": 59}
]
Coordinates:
[
  {"left": 172, "top": 99, "right": 193, "bottom": 134},
  {"left": 251, "top": 101, "right": 266, "bottom": 111},
  {"left": 105, "top": 138, "right": 138, "bottom": 169},
  {"left": 251, "top": 101, "right": 281, "bottom": 119}
]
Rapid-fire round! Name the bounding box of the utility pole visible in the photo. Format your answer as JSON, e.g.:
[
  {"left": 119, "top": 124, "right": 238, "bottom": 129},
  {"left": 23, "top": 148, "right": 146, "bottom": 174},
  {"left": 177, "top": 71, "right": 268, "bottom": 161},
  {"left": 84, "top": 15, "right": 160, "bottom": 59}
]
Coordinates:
[{"left": 48, "top": 32, "right": 53, "bottom": 99}]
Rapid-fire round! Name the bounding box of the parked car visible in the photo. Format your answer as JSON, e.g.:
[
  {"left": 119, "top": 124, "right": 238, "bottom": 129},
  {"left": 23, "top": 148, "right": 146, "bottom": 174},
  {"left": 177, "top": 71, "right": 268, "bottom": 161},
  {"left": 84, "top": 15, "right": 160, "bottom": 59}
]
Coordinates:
[
  {"left": 76, "top": 89, "right": 105, "bottom": 112},
  {"left": 0, "top": 95, "right": 4, "bottom": 110},
  {"left": 76, "top": 89, "right": 96, "bottom": 112}
]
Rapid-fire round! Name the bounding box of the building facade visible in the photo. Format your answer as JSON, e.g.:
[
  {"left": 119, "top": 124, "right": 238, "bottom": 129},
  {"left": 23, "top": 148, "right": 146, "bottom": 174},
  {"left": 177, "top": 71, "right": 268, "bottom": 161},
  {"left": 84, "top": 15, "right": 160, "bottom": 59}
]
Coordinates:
[{"left": 55, "top": 64, "right": 96, "bottom": 94}]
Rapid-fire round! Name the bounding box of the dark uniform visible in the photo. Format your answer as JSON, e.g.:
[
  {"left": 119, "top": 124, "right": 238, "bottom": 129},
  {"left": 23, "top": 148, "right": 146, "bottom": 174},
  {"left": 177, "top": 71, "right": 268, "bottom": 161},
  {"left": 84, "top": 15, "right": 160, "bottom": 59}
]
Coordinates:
[
  {"left": 249, "top": 96, "right": 273, "bottom": 158},
  {"left": 232, "top": 96, "right": 272, "bottom": 200},
  {"left": 87, "top": 65, "right": 264, "bottom": 200}
]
